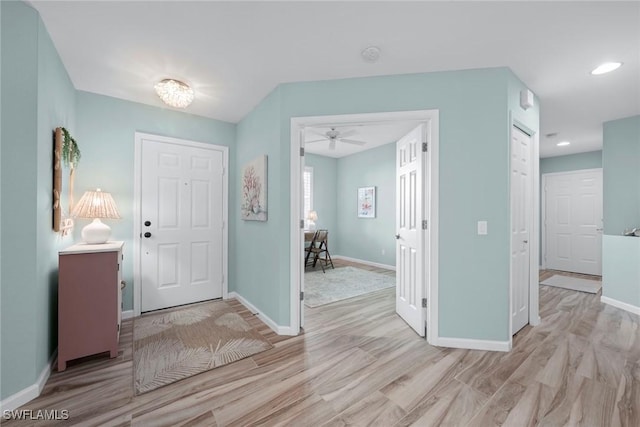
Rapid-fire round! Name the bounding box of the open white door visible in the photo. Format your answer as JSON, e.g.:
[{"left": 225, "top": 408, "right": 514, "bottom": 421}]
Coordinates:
[
  {"left": 139, "top": 134, "right": 226, "bottom": 312},
  {"left": 396, "top": 124, "right": 426, "bottom": 336},
  {"left": 511, "top": 126, "right": 532, "bottom": 334}
]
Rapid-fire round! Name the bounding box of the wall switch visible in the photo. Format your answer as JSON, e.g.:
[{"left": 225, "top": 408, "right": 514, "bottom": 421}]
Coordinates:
[
  {"left": 381, "top": 249, "right": 386, "bottom": 256},
  {"left": 477, "top": 221, "right": 488, "bottom": 235}
]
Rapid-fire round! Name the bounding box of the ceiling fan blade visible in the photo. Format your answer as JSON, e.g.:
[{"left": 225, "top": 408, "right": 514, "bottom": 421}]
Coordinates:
[
  {"left": 340, "top": 138, "right": 367, "bottom": 146},
  {"left": 305, "top": 139, "right": 327, "bottom": 143},
  {"left": 338, "top": 129, "right": 357, "bottom": 139},
  {"left": 329, "top": 140, "right": 336, "bottom": 150}
]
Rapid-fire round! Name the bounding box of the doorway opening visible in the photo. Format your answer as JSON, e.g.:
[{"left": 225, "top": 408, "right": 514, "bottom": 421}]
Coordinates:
[{"left": 289, "top": 111, "right": 439, "bottom": 343}]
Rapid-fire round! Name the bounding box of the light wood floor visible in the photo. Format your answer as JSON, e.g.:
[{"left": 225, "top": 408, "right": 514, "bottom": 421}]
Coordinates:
[{"left": 6, "top": 265, "right": 639, "bottom": 426}]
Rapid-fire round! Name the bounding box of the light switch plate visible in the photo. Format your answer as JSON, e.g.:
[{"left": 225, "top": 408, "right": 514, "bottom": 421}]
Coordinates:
[{"left": 477, "top": 221, "right": 488, "bottom": 235}]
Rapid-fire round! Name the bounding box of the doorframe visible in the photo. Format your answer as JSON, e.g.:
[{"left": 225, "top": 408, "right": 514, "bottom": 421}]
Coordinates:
[
  {"left": 289, "top": 110, "right": 439, "bottom": 343},
  {"left": 541, "top": 168, "right": 603, "bottom": 271},
  {"left": 509, "top": 120, "right": 541, "bottom": 342},
  {"left": 132, "top": 132, "right": 229, "bottom": 317}
]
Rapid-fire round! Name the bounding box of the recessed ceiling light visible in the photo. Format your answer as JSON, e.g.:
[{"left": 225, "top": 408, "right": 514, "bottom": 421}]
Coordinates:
[
  {"left": 557, "top": 141, "right": 571, "bottom": 147},
  {"left": 154, "top": 79, "right": 194, "bottom": 108},
  {"left": 591, "top": 62, "right": 622, "bottom": 75}
]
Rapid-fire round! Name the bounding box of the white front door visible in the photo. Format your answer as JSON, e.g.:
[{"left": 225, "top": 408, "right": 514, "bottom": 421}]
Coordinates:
[
  {"left": 511, "top": 126, "right": 532, "bottom": 334},
  {"left": 544, "top": 169, "right": 603, "bottom": 275},
  {"left": 140, "top": 136, "right": 225, "bottom": 312},
  {"left": 396, "top": 124, "right": 426, "bottom": 336}
]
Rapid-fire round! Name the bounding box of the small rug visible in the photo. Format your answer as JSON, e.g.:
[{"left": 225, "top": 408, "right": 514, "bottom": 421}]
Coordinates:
[
  {"left": 133, "top": 300, "right": 272, "bottom": 394},
  {"left": 304, "top": 266, "right": 395, "bottom": 308},
  {"left": 540, "top": 274, "right": 602, "bottom": 294}
]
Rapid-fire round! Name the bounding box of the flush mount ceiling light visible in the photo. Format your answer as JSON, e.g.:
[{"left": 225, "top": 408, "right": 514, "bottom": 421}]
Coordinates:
[
  {"left": 557, "top": 141, "right": 571, "bottom": 147},
  {"left": 591, "top": 62, "right": 622, "bottom": 75},
  {"left": 154, "top": 79, "right": 194, "bottom": 108}
]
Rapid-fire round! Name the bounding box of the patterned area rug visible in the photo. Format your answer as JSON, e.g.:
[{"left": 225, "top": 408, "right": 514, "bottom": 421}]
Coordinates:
[
  {"left": 304, "top": 266, "right": 395, "bottom": 308},
  {"left": 133, "top": 300, "right": 272, "bottom": 395}
]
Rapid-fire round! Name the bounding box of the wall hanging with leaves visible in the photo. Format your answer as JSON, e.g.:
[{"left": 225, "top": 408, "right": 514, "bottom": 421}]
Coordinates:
[{"left": 53, "top": 127, "right": 81, "bottom": 233}]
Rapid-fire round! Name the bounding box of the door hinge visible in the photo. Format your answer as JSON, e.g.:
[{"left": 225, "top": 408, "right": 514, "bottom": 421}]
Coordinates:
[
  {"left": 422, "top": 220, "right": 428, "bottom": 230},
  {"left": 300, "top": 219, "right": 305, "bottom": 229},
  {"left": 300, "top": 147, "right": 305, "bottom": 156},
  {"left": 422, "top": 142, "right": 428, "bottom": 152},
  {"left": 422, "top": 298, "right": 427, "bottom": 308},
  {"left": 300, "top": 291, "right": 304, "bottom": 301},
  {"left": 222, "top": 220, "right": 225, "bottom": 229},
  {"left": 221, "top": 274, "right": 225, "bottom": 284},
  {"left": 222, "top": 167, "right": 226, "bottom": 176},
  {"left": 117, "top": 323, "right": 120, "bottom": 332}
]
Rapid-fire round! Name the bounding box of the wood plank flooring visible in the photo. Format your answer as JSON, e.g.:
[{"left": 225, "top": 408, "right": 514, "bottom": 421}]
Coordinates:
[{"left": 5, "top": 264, "right": 639, "bottom": 426}]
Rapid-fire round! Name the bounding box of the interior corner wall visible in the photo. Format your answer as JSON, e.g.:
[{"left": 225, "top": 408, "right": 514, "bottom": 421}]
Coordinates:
[
  {"left": 336, "top": 142, "right": 396, "bottom": 266},
  {"left": 304, "top": 153, "right": 338, "bottom": 248},
  {"left": 602, "top": 115, "right": 640, "bottom": 309},
  {"left": 234, "top": 87, "right": 286, "bottom": 324},
  {"left": 0, "top": 0, "right": 76, "bottom": 401},
  {"left": 75, "top": 91, "right": 236, "bottom": 312}
]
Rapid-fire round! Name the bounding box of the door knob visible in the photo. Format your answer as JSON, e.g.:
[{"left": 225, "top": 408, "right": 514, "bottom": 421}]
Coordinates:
[
  {"left": 144, "top": 232, "right": 152, "bottom": 238},
  {"left": 144, "top": 220, "right": 151, "bottom": 226},
  {"left": 395, "top": 234, "right": 401, "bottom": 240}
]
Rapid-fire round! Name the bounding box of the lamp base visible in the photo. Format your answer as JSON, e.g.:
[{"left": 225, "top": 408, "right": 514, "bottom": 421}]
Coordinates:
[
  {"left": 81, "top": 218, "right": 111, "bottom": 244},
  {"left": 307, "top": 221, "right": 316, "bottom": 231}
]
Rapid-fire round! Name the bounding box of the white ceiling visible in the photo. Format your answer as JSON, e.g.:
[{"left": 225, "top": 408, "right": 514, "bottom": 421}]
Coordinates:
[
  {"left": 304, "top": 122, "right": 421, "bottom": 158},
  {"left": 30, "top": 1, "right": 640, "bottom": 158}
]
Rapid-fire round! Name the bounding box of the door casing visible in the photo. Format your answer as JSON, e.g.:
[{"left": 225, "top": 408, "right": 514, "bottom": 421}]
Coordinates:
[
  {"left": 133, "top": 132, "right": 229, "bottom": 317},
  {"left": 289, "top": 110, "right": 439, "bottom": 342}
]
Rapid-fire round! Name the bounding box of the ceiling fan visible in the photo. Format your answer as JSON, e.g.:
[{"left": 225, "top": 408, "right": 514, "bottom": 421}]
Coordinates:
[{"left": 306, "top": 127, "right": 367, "bottom": 150}]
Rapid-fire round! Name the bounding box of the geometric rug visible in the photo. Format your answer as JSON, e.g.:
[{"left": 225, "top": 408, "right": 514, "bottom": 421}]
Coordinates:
[
  {"left": 540, "top": 274, "right": 602, "bottom": 294},
  {"left": 133, "top": 300, "right": 272, "bottom": 394},
  {"left": 304, "top": 266, "right": 395, "bottom": 308}
]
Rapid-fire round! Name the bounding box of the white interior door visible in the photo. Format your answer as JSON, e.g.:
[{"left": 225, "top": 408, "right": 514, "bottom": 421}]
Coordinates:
[
  {"left": 511, "top": 126, "right": 532, "bottom": 334},
  {"left": 396, "top": 124, "right": 426, "bottom": 336},
  {"left": 140, "top": 137, "right": 225, "bottom": 312},
  {"left": 544, "top": 169, "right": 603, "bottom": 275}
]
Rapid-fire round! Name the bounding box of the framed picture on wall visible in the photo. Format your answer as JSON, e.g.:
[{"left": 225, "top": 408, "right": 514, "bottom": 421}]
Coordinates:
[
  {"left": 357, "top": 186, "right": 376, "bottom": 218},
  {"left": 241, "top": 155, "right": 268, "bottom": 221}
]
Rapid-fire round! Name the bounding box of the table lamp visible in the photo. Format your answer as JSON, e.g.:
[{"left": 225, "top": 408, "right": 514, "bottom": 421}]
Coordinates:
[
  {"left": 72, "top": 188, "right": 121, "bottom": 244},
  {"left": 307, "top": 210, "right": 318, "bottom": 230}
]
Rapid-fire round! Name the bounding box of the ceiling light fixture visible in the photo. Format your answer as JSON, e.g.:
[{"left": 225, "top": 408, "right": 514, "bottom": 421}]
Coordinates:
[
  {"left": 557, "top": 141, "right": 571, "bottom": 147},
  {"left": 154, "top": 79, "right": 194, "bottom": 108},
  {"left": 591, "top": 62, "right": 622, "bottom": 75}
]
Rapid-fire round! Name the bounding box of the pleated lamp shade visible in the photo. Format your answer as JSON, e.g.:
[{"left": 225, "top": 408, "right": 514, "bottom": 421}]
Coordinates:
[{"left": 72, "top": 188, "right": 121, "bottom": 244}]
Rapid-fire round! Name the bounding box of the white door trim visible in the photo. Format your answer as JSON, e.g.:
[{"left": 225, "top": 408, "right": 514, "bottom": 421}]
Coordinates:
[
  {"left": 289, "top": 110, "right": 439, "bottom": 343},
  {"left": 133, "top": 132, "right": 229, "bottom": 317},
  {"left": 541, "top": 168, "right": 603, "bottom": 271},
  {"left": 509, "top": 120, "right": 540, "bottom": 344}
]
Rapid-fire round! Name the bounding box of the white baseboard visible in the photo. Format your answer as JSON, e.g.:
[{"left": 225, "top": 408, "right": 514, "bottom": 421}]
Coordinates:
[
  {"left": 601, "top": 296, "right": 640, "bottom": 316},
  {"left": 227, "top": 292, "right": 296, "bottom": 336},
  {"left": 0, "top": 350, "right": 57, "bottom": 412},
  {"left": 433, "top": 337, "right": 511, "bottom": 352},
  {"left": 333, "top": 255, "right": 396, "bottom": 271},
  {"left": 122, "top": 310, "right": 135, "bottom": 320}
]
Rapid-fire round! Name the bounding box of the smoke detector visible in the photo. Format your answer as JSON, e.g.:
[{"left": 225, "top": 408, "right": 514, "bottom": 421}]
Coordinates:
[{"left": 361, "top": 46, "right": 381, "bottom": 63}]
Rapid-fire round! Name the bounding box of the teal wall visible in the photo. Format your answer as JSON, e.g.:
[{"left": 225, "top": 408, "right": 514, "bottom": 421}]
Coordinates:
[
  {"left": 304, "top": 153, "right": 338, "bottom": 241},
  {"left": 75, "top": 91, "right": 236, "bottom": 312},
  {"left": 233, "top": 88, "right": 285, "bottom": 321},
  {"left": 336, "top": 143, "right": 396, "bottom": 266},
  {"left": 540, "top": 151, "right": 602, "bottom": 174},
  {"left": 603, "top": 116, "right": 640, "bottom": 235},
  {"left": 234, "top": 67, "right": 539, "bottom": 340},
  {"left": 0, "top": 1, "right": 75, "bottom": 400},
  {"left": 602, "top": 115, "right": 640, "bottom": 309}
]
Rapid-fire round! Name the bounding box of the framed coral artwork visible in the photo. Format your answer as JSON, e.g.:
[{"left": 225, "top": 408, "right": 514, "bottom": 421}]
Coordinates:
[
  {"left": 241, "top": 155, "right": 268, "bottom": 221},
  {"left": 357, "top": 186, "right": 376, "bottom": 218}
]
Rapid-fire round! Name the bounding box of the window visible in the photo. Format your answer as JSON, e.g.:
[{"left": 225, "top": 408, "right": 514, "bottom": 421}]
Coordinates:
[{"left": 303, "top": 166, "right": 313, "bottom": 227}]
